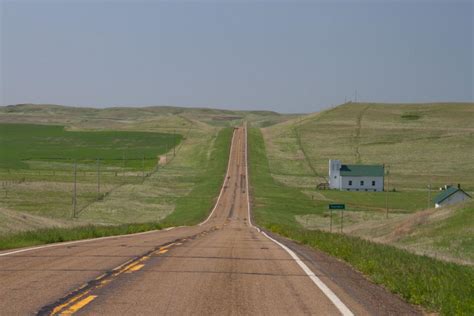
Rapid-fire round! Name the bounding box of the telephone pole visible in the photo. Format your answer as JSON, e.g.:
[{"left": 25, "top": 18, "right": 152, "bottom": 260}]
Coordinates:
[
  {"left": 142, "top": 154, "right": 145, "bottom": 181},
  {"left": 72, "top": 160, "right": 77, "bottom": 218},
  {"left": 385, "top": 165, "right": 390, "bottom": 219},
  {"left": 97, "top": 158, "right": 101, "bottom": 199}
]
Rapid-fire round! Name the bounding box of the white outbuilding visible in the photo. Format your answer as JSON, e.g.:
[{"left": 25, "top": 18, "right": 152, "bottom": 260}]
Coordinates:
[
  {"left": 328, "top": 159, "right": 384, "bottom": 192},
  {"left": 433, "top": 185, "right": 471, "bottom": 208}
]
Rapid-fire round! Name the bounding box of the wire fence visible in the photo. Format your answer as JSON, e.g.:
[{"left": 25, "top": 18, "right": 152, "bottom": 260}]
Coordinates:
[{"left": 1, "top": 128, "right": 192, "bottom": 220}]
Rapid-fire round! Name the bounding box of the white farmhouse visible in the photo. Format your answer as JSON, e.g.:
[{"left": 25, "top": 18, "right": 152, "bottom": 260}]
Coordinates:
[
  {"left": 328, "top": 160, "right": 384, "bottom": 192},
  {"left": 433, "top": 185, "right": 471, "bottom": 208}
]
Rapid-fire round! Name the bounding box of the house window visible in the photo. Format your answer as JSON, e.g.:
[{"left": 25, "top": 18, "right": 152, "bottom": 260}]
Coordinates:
[
  {"left": 372, "top": 180, "right": 376, "bottom": 186},
  {"left": 360, "top": 180, "right": 364, "bottom": 186},
  {"left": 349, "top": 180, "right": 352, "bottom": 186}
]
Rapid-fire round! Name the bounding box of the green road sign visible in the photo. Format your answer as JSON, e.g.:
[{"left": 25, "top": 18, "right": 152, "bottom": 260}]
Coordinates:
[{"left": 329, "top": 203, "right": 345, "bottom": 210}]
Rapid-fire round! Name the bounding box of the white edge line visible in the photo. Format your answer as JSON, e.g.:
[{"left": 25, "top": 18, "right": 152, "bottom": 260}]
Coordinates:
[
  {"left": 0, "top": 228, "right": 174, "bottom": 257},
  {"left": 199, "top": 128, "right": 236, "bottom": 226},
  {"left": 243, "top": 123, "right": 353, "bottom": 316}
]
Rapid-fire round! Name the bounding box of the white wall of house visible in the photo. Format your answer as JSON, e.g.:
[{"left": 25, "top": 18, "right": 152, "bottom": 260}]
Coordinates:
[
  {"left": 340, "top": 176, "right": 384, "bottom": 192},
  {"left": 435, "top": 191, "right": 471, "bottom": 208}
]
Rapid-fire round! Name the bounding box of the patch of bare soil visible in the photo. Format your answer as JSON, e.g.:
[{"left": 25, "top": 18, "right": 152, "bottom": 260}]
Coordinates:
[{"left": 377, "top": 207, "right": 455, "bottom": 243}]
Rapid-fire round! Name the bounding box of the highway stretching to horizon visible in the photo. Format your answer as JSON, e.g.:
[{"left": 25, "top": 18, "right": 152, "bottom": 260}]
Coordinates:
[{"left": 0, "top": 126, "right": 419, "bottom": 315}]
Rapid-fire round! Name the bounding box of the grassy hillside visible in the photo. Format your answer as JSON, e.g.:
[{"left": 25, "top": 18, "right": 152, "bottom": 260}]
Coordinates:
[
  {"left": 248, "top": 127, "right": 474, "bottom": 315},
  {"left": 261, "top": 102, "right": 474, "bottom": 264},
  {"left": 295, "top": 102, "right": 474, "bottom": 190}
]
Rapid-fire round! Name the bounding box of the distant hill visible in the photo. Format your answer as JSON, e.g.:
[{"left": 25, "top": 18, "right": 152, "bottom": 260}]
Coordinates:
[{"left": 0, "top": 103, "right": 297, "bottom": 129}]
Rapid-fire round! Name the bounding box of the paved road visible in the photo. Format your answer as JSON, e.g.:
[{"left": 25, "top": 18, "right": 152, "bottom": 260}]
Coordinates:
[{"left": 0, "top": 127, "right": 419, "bottom": 315}]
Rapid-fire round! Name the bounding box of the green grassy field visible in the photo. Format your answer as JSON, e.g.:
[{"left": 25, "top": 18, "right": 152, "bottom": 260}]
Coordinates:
[
  {"left": 248, "top": 127, "right": 474, "bottom": 315},
  {"left": 0, "top": 123, "right": 183, "bottom": 223},
  {"left": 0, "top": 127, "right": 233, "bottom": 249},
  {"left": 261, "top": 102, "right": 474, "bottom": 264},
  {"left": 0, "top": 123, "right": 181, "bottom": 169}
]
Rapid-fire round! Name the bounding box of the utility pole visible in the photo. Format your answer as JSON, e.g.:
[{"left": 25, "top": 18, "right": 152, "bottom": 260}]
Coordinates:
[
  {"left": 385, "top": 166, "right": 390, "bottom": 219},
  {"left": 142, "top": 154, "right": 145, "bottom": 181},
  {"left": 355, "top": 90, "right": 358, "bottom": 103},
  {"left": 97, "top": 158, "right": 101, "bottom": 199},
  {"left": 173, "top": 129, "right": 176, "bottom": 157},
  {"left": 73, "top": 160, "right": 77, "bottom": 218}
]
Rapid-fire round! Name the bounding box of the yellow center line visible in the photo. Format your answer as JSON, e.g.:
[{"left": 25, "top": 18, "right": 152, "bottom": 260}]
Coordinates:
[
  {"left": 127, "top": 264, "right": 145, "bottom": 272},
  {"left": 159, "top": 242, "right": 176, "bottom": 250},
  {"left": 50, "top": 291, "right": 90, "bottom": 316},
  {"left": 94, "top": 273, "right": 107, "bottom": 281},
  {"left": 60, "top": 295, "right": 97, "bottom": 315},
  {"left": 47, "top": 235, "right": 198, "bottom": 314}
]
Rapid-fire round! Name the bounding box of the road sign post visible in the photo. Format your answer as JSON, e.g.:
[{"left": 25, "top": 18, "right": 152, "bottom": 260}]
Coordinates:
[
  {"left": 328, "top": 204, "right": 345, "bottom": 233},
  {"left": 329, "top": 204, "right": 345, "bottom": 210},
  {"left": 341, "top": 208, "right": 344, "bottom": 233},
  {"left": 330, "top": 209, "right": 332, "bottom": 232}
]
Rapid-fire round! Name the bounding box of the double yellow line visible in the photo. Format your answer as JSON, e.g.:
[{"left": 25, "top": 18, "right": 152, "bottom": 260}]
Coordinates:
[{"left": 49, "top": 244, "right": 175, "bottom": 315}]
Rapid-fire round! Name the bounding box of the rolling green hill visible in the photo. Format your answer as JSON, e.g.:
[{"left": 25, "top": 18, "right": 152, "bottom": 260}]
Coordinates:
[
  {"left": 259, "top": 102, "right": 474, "bottom": 264},
  {"left": 0, "top": 103, "right": 296, "bottom": 130}
]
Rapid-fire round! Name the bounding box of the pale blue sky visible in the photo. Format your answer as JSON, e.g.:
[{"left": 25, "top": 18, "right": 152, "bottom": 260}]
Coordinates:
[{"left": 1, "top": 0, "right": 472, "bottom": 113}]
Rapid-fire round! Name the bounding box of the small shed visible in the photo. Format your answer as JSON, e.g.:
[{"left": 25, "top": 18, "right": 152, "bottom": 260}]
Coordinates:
[{"left": 433, "top": 185, "right": 471, "bottom": 208}]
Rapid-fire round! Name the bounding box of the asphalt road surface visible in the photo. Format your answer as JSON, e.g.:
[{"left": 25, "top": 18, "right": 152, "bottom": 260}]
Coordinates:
[{"left": 0, "top": 126, "right": 419, "bottom": 315}]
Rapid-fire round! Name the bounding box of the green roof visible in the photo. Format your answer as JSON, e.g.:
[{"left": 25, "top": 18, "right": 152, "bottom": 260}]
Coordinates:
[
  {"left": 433, "top": 187, "right": 471, "bottom": 204},
  {"left": 340, "top": 164, "right": 384, "bottom": 177}
]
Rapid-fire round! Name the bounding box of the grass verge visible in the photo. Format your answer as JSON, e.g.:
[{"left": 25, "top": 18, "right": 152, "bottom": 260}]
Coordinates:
[
  {"left": 248, "top": 127, "right": 474, "bottom": 315},
  {"left": 0, "top": 222, "right": 164, "bottom": 250},
  {"left": 163, "top": 127, "right": 233, "bottom": 226}
]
